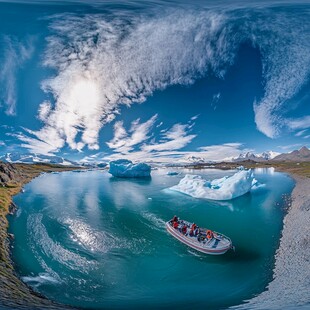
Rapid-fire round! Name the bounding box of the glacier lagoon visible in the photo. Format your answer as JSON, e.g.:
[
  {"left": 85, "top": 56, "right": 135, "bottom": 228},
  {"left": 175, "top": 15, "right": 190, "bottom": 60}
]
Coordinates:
[{"left": 9, "top": 168, "right": 294, "bottom": 309}]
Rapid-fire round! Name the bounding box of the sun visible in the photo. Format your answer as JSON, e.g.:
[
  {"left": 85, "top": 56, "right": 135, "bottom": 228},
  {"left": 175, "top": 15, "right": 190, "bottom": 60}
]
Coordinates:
[{"left": 69, "top": 78, "right": 100, "bottom": 114}]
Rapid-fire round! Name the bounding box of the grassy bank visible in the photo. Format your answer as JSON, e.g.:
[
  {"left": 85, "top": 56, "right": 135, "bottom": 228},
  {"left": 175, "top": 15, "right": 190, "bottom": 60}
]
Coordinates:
[{"left": 0, "top": 163, "right": 78, "bottom": 310}]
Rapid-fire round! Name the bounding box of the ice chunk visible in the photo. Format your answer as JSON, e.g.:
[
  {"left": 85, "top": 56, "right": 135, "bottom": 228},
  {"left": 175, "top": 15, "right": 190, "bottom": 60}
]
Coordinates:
[
  {"left": 108, "top": 159, "right": 151, "bottom": 178},
  {"left": 169, "top": 169, "right": 256, "bottom": 200},
  {"left": 167, "top": 171, "right": 179, "bottom": 176}
]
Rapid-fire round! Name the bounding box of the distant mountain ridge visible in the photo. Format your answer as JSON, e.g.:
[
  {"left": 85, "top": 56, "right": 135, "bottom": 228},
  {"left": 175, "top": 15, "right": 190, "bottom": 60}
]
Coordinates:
[
  {"left": 273, "top": 146, "right": 310, "bottom": 162},
  {"left": 233, "top": 151, "right": 280, "bottom": 162},
  {"left": 0, "top": 152, "right": 77, "bottom": 166}
]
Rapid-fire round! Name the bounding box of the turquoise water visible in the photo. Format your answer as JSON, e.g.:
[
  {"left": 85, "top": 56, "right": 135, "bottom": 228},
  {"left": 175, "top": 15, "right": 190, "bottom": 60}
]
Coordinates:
[{"left": 10, "top": 169, "right": 294, "bottom": 309}]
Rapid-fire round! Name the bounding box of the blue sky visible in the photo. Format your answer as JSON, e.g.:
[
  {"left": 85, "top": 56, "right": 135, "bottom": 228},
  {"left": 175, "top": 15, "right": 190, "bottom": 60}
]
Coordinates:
[{"left": 0, "top": 0, "right": 310, "bottom": 162}]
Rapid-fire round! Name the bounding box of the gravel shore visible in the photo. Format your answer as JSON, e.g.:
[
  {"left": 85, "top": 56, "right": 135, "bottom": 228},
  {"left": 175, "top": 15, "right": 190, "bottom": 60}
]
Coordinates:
[{"left": 234, "top": 175, "right": 310, "bottom": 309}]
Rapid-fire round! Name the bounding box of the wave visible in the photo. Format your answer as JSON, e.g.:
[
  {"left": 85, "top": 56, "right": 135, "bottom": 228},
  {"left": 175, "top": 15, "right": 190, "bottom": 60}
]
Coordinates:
[{"left": 24, "top": 3, "right": 310, "bottom": 151}]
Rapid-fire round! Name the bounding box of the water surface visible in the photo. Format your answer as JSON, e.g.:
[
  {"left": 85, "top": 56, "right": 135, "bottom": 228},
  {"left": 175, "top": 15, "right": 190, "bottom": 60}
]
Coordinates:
[{"left": 10, "top": 168, "right": 294, "bottom": 309}]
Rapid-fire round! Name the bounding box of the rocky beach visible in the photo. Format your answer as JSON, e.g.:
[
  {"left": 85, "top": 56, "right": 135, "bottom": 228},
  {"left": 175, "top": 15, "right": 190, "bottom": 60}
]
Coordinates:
[{"left": 235, "top": 174, "right": 310, "bottom": 309}]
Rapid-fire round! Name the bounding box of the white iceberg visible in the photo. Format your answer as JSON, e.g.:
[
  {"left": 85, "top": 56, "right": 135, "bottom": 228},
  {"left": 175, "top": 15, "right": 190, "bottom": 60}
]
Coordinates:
[
  {"left": 169, "top": 169, "right": 257, "bottom": 200},
  {"left": 108, "top": 159, "right": 151, "bottom": 178}
]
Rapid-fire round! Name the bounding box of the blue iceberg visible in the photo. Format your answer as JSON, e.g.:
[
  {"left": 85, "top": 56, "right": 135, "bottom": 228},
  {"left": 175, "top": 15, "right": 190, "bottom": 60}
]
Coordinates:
[
  {"left": 108, "top": 159, "right": 151, "bottom": 178},
  {"left": 167, "top": 171, "right": 179, "bottom": 176},
  {"left": 169, "top": 169, "right": 257, "bottom": 200}
]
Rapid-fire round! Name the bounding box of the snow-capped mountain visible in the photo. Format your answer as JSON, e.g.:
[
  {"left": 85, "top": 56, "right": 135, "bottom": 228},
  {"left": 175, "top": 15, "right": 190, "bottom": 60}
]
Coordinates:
[
  {"left": 183, "top": 155, "right": 207, "bottom": 164},
  {"left": 233, "top": 151, "right": 281, "bottom": 162},
  {"left": 0, "top": 152, "right": 78, "bottom": 166}
]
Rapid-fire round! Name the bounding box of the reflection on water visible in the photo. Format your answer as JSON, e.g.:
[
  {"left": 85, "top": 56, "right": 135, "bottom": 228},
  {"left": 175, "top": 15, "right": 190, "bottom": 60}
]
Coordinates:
[{"left": 10, "top": 168, "right": 294, "bottom": 310}]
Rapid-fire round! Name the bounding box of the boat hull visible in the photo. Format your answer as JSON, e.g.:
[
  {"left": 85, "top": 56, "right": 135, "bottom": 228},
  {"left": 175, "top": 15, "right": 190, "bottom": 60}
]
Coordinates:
[{"left": 166, "top": 222, "right": 232, "bottom": 255}]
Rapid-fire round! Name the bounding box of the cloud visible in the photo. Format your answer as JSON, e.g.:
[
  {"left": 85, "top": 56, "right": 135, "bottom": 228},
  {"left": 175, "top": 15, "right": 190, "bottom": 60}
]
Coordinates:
[
  {"left": 0, "top": 36, "right": 34, "bottom": 115},
  {"left": 198, "top": 143, "right": 248, "bottom": 161},
  {"left": 13, "top": 128, "right": 65, "bottom": 155},
  {"left": 102, "top": 142, "right": 248, "bottom": 164},
  {"left": 295, "top": 129, "right": 307, "bottom": 137},
  {"left": 20, "top": 6, "right": 310, "bottom": 153},
  {"left": 20, "top": 10, "right": 236, "bottom": 153},
  {"left": 141, "top": 123, "right": 196, "bottom": 152},
  {"left": 106, "top": 115, "right": 196, "bottom": 156},
  {"left": 277, "top": 143, "right": 302, "bottom": 151},
  {"left": 287, "top": 116, "right": 310, "bottom": 131},
  {"left": 106, "top": 114, "right": 157, "bottom": 153},
  {"left": 250, "top": 11, "right": 310, "bottom": 138}
]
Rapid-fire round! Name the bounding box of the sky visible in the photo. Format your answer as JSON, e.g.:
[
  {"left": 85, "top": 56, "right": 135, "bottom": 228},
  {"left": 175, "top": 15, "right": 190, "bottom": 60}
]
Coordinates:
[{"left": 0, "top": 0, "right": 309, "bottom": 163}]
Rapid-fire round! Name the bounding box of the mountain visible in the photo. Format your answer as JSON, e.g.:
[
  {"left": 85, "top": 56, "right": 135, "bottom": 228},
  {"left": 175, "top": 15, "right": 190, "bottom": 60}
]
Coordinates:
[
  {"left": 0, "top": 152, "right": 78, "bottom": 166},
  {"left": 183, "top": 155, "right": 206, "bottom": 164},
  {"left": 233, "top": 151, "right": 280, "bottom": 162},
  {"left": 272, "top": 146, "right": 310, "bottom": 162}
]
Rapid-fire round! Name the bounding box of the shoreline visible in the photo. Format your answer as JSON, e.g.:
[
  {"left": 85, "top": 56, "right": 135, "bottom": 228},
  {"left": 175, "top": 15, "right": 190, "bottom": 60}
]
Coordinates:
[
  {"left": 0, "top": 163, "right": 309, "bottom": 309},
  {"left": 0, "top": 163, "right": 77, "bottom": 310},
  {"left": 233, "top": 173, "right": 310, "bottom": 309}
]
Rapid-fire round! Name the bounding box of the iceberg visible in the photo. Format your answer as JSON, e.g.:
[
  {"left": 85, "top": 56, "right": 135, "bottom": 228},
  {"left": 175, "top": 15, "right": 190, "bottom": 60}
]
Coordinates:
[
  {"left": 108, "top": 159, "right": 151, "bottom": 178},
  {"left": 167, "top": 171, "right": 179, "bottom": 176},
  {"left": 169, "top": 169, "right": 257, "bottom": 200}
]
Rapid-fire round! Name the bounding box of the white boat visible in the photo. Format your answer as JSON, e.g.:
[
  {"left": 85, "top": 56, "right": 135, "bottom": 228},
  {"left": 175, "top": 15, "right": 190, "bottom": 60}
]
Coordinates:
[{"left": 166, "top": 219, "right": 233, "bottom": 255}]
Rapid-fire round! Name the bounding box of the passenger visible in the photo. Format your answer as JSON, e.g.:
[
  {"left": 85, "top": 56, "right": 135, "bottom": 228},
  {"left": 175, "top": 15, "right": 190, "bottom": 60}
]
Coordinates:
[
  {"left": 172, "top": 215, "right": 178, "bottom": 222},
  {"left": 173, "top": 221, "right": 179, "bottom": 229},
  {"left": 189, "top": 228, "right": 194, "bottom": 237},
  {"left": 206, "top": 230, "right": 214, "bottom": 240},
  {"left": 191, "top": 223, "right": 196, "bottom": 230},
  {"left": 182, "top": 225, "right": 187, "bottom": 235}
]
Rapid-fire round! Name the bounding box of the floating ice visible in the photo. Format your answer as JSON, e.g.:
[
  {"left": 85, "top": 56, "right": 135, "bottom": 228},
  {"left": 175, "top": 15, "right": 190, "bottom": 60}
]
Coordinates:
[
  {"left": 169, "top": 169, "right": 257, "bottom": 200},
  {"left": 108, "top": 159, "right": 151, "bottom": 178},
  {"left": 167, "top": 171, "right": 179, "bottom": 176}
]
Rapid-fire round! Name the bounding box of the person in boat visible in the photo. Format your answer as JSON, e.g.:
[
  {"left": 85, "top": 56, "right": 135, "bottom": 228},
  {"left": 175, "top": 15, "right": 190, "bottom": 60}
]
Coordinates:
[
  {"left": 189, "top": 223, "right": 196, "bottom": 237},
  {"left": 173, "top": 220, "right": 179, "bottom": 229},
  {"left": 206, "top": 230, "right": 214, "bottom": 240},
  {"left": 172, "top": 215, "right": 178, "bottom": 223},
  {"left": 181, "top": 224, "right": 187, "bottom": 235},
  {"left": 194, "top": 226, "right": 200, "bottom": 236}
]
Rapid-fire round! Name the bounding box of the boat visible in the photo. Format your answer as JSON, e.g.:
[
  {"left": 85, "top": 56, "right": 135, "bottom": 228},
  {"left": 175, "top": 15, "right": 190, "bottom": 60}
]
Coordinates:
[{"left": 166, "top": 218, "right": 233, "bottom": 255}]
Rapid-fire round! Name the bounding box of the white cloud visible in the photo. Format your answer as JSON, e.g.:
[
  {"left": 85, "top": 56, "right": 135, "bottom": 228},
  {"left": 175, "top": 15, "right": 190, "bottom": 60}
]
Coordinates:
[
  {"left": 0, "top": 36, "right": 34, "bottom": 115},
  {"left": 251, "top": 12, "right": 310, "bottom": 138},
  {"left": 106, "top": 115, "right": 157, "bottom": 153},
  {"left": 198, "top": 143, "right": 248, "bottom": 161},
  {"left": 19, "top": 7, "right": 310, "bottom": 153},
  {"left": 106, "top": 115, "right": 195, "bottom": 156},
  {"left": 295, "top": 129, "right": 307, "bottom": 137},
  {"left": 103, "top": 142, "right": 248, "bottom": 164},
  {"left": 142, "top": 123, "right": 196, "bottom": 152},
  {"left": 287, "top": 116, "right": 310, "bottom": 131},
  {"left": 20, "top": 10, "right": 235, "bottom": 153},
  {"left": 277, "top": 144, "right": 302, "bottom": 151}
]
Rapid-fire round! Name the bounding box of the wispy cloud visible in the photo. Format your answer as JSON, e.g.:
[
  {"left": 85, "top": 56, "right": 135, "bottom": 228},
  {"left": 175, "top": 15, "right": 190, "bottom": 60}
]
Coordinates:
[
  {"left": 106, "top": 115, "right": 196, "bottom": 157},
  {"left": 277, "top": 143, "right": 302, "bottom": 151},
  {"left": 287, "top": 116, "right": 310, "bottom": 131},
  {"left": 141, "top": 123, "right": 196, "bottom": 152},
  {"left": 251, "top": 11, "right": 310, "bottom": 138},
  {"left": 102, "top": 142, "right": 248, "bottom": 164},
  {"left": 0, "top": 36, "right": 34, "bottom": 115},
  {"left": 19, "top": 10, "right": 232, "bottom": 153},
  {"left": 107, "top": 115, "right": 158, "bottom": 153},
  {"left": 295, "top": 129, "right": 307, "bottom": 137},
  {"left": 19, "top": 7, "right": 310, "bottom": 154},
  {"left": 198, "top": 142, "right": 249, "bottom": 161}
]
